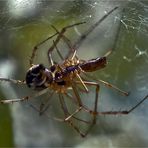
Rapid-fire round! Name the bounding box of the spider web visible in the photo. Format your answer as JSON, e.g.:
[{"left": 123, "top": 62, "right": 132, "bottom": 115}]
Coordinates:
[{"left": 0, "top": 0, "right": 148, "bottom": 147}]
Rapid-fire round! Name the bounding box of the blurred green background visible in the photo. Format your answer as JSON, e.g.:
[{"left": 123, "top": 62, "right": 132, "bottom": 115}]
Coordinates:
[{"left": 0, "top": 0, "right": 148, "bottom": 147}]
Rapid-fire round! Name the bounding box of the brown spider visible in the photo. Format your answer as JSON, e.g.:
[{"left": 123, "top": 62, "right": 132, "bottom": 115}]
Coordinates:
[{"left": 0, "top": 6, "right": 148, "bottom": 137}]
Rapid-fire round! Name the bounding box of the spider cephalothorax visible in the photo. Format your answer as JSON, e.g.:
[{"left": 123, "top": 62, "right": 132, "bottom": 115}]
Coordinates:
[{"left": 26, "top": 64, "right": 53, "bottom": 89}]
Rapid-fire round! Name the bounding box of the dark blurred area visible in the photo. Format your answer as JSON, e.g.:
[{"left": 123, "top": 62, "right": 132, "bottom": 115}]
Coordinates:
[{"left": 0, "top": 0, "right": 148, "bottom": 147}]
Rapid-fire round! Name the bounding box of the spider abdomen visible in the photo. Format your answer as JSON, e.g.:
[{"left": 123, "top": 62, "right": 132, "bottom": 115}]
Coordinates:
[{"left": 79, "top": 57, "right": 106, "bottom": 72}]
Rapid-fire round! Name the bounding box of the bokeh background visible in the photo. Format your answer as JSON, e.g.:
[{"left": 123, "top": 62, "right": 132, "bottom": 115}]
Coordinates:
[{"left": 0, "top": 0, "right": 148, "bottom": 147}]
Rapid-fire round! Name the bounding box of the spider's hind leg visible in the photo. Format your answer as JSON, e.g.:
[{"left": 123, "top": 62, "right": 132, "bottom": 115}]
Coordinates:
[
  {"left": 74, "top": 81, "right": 100, "bottom": 137},
  {"left": 58, "top": 93, "right": 86, "bottom": 137}
]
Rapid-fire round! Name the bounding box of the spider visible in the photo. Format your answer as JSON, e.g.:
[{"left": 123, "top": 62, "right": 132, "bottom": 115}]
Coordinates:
[{"left": 0, "top": 6, "right": 148, "bottom": 137}]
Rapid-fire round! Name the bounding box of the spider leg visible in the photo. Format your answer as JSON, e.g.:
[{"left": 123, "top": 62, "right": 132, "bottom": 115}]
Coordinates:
[
  {"left": 49, "top": 7, "right": 118, "bottom": 60},
  {"left": 59, "top": 33, "right": 81, "bottom": 60},
  {"left": 53, "top": 40, "right": 64, "bottom": 60},
  {"left": 38, "top": 91, "right": 54, "bottom": 116},
  {"left": 59, "top": 93, "right": 82, "bottom": 121},
  {"left": 30, "top": 32, "right": 58, "bottom": 66},
  {"left": 57, "top": 7, "right": 118, "bottom": 58},
  {"left": 71, "top": 83, "right": 83, "bottom": 107},
  {"left": 97, "top": 79, "right": 129, "bottom": 96},
  {"left": 51, "top": 25, "right": 79, "bottom": 59},
  {"left": 30, "top": 103, "right": 64, "bottom": 122},
  {"left": 0, "top": 88, "right": 48, "bottom": 104},
  {"left": 59, "top": 93, "right": 70, "bottom": 117},
  {"left": 48, "top": 22, "right": 85, "bottom": 63},
  {"left": 74, "top": 80, "right": 148, "bottom": 136},
  {"left": 46, "top": 41, "right": 59, "bottom": 66},
  {"left": 0, "top": 77, "right": 25, "bottom": 85},
  {"left": 31, "top": 101, "right": 89, "bottom": 138},
  {"left": 72, "top": 6, "right": 118, "bottom": 50},
  {"left": 75, "top": 73, "right": 88, "bottom": 92},
  {"left": 29, "top": 91, "right": 54, "bottom": 116},
  {"left": 84, "top": 74, "right": 129, "bottom": 96},
  {"left": 62, "top": 92, "right": 91, "bottom": 124},
  {"left": 48, "top": 52, "right": 54, "bottom": 66},
  {"left": 79, "top": 81, "right": 148, "bottom": 115},
  {"left": 58, "top": 93, "right": 85, "bottom": 137},
  {"left": 52, "top": 35, "right": 76, "bottom": 61},
  {"left": 74, "top": 81, "right": 100, "bottom": 136},
  {"left": 29, "top": 91, "right": 90, "bottom": 124},
  {"left": 30, "top": 7, "right": 118, "bottom": 66}
]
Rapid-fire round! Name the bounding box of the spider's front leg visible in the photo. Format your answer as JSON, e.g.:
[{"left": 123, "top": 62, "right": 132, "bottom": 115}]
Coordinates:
[
  {"left": 58, "top": 93, "right": 86, "bottom": 137},
  {"left": 72, "top": 6, "right": 118, "bottom": 50},
  {"left": 29, "top": 22, "right": 85, "bottom": 66},
  {"left": 51, "top": 25, "right": 79, "bottom": 59},
  {"left": 29, "top": 32, "right": 58, "bottom": 66},
  {"left": 0, "top": 88, "right": 48, "bottom": 104},
  {"left": 47, "top": 22, "right": 85, "bottom": 63},
  {"left": 0, "top": 77, "right": 25, "bottom": 85},
  {"left": 74, "top": 81, "right": 100, "bottom": 137}
]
